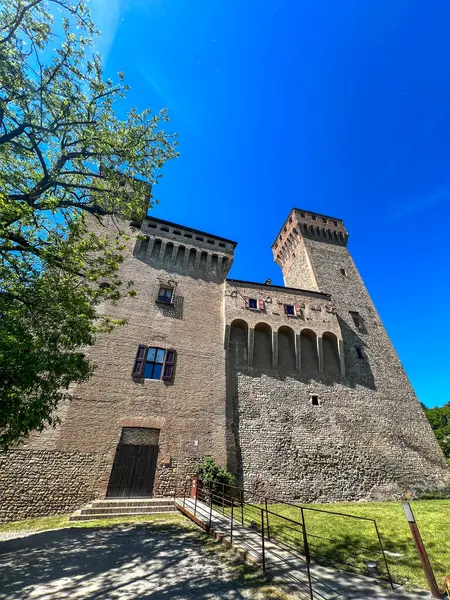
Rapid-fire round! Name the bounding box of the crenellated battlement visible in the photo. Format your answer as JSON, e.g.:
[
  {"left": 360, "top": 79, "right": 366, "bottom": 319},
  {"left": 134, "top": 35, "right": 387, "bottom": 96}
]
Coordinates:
[
  {"left": 134, "top": 216, "right": 236, "bottom": 280},
  {"left": 272, "top": 208, "right": 349, "bottom": 269}
]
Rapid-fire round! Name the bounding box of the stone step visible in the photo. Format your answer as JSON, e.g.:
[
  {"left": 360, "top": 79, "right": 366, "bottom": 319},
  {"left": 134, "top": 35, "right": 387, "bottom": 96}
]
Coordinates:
[
  {"left": 92, "top": 498, "right": 174, "bottom": 508},
  {"left": 79, "top": 505, "right": 175, "bottom": 516},
  {"left": 69, "top": 509, "right": 177, "bottom": 522}
]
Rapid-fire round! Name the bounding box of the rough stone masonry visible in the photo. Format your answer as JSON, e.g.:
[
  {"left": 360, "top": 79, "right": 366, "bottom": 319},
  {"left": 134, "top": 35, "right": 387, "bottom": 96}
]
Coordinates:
[{"left": 1, "top": 208, "right": 449, "bottom": 521}]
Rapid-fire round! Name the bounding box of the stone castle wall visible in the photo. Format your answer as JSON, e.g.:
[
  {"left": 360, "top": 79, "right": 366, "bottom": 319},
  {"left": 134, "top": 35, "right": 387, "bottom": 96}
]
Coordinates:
[
  {"left": 0, "top": 216, "right": 233, "bottom": 521},
  {"left": 225, "top": 211, "right": 449, "bottom": 502}
]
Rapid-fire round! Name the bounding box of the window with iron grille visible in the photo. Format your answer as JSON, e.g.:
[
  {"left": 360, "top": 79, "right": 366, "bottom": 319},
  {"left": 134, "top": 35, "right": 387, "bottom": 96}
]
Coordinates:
[
  {"left": 157, "top": 286, "right": 174, "bottom": 304},
  {"left": 132, "top": 346, "right": 176, "bottom": 381}
]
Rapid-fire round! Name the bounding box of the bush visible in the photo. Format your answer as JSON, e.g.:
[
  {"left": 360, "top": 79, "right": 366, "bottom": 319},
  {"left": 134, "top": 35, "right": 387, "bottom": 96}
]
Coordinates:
[
  {"left": 415, "top": 487, "right": 450, "bottom": 500},
  {"left": 195, "top": 456, "right": 235, "bottom": 490}
]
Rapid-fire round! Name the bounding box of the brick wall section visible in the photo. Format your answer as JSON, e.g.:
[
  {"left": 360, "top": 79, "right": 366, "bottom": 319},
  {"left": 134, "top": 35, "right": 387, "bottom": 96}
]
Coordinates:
[
  {"left": 0, "top": 450, "right": 106, "bottom": 522},
  {"left": 0, "top": 217, "right": 233, "bottom": 521}
]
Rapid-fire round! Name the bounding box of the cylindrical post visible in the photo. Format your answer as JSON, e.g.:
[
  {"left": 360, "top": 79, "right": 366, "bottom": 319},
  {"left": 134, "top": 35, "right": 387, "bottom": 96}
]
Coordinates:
[
  {"left": 241, "top": 489, "right": 244, "bottom": 526},
  {"left": 264, "top": 498, "right": 271, "bottom": 541},
  {"left": 301, "top": 508, "right": 314, "bottom": 600},
  {"left": 402, "top": 503, "right": 441, "bottom": 598},
  {"left": 221, "top": 482, "right": 225, "bottom": 515},
  {"left": 261, "top": 508, "right": 266, "bottom": 574},
  {"left": 183, "top": 479, "right": 186, "bottom": 508},
  {"left": 231, "top": 497, "right": 234, "bottom": 543}
]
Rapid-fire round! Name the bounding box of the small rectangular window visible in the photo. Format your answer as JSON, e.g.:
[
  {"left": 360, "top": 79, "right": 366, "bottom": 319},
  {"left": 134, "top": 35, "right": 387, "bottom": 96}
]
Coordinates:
[
  {"left": 350, "top": 311, "right": 365, "bottom": 332},
  {"left": 248, "top": 298, "right": 258, "bottom": 309},
  {"left": 157, "top": 286, "right": 174, "bottom": 304},
  {"left": 195, "top": 236, "right": 204, "bottom": 241},
  {"left": 184, "top": 233, "right": 192, "bottom": 239},
  {"left": 311, "top": 395, "right": 319, "bottom": 406},
  {"left": 340, "top": 268, "right": 347, "bottom": 276},
  {"left": 311, "top": 215, "right": 316, "bottom": 221},
  {"left": 161, "top": 226, "right": 169, "bottom": 232},
  {"left": 355, "top": 346, "right": 365, "bottom": 359},
  {"left": 284, "top": 304, "right": 295, "bottom": 316},
  {"left": 219, "top": 242, "right": 226, "bottom": 248}
]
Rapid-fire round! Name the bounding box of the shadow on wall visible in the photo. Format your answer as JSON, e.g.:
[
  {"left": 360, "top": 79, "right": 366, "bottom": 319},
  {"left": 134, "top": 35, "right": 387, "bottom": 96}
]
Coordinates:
[
  {"left": 225, "top": 319, "right": 374, "bottom": 388},
  {"left": 337, "top": 316, "right": 376, "bottom": 391}
]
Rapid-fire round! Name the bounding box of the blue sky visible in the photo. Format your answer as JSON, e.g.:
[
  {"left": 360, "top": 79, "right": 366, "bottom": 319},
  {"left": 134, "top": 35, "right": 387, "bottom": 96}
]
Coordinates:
[{"left": 91, "top": 0, "right": 450, "bottom": 407}]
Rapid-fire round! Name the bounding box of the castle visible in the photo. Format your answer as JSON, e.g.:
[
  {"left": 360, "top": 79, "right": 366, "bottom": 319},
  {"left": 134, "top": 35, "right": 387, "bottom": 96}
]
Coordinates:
[{"left": 1, "top": 208, "right": 449, "bottom": 521}]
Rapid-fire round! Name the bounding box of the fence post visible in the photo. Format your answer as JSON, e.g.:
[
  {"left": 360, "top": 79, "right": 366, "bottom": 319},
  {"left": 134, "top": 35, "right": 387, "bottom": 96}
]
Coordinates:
[
  {"left": 241, "top": 488, "right": 244, "bottom": 526},
  {"left": 194, "top": 478, "right": 198, "bottom": 517},
  {"left": 301, "top": 507, "right": 314, "bottom": 600},
  {"left": 231, "top": 497, "right": 234, "bottom": 543},
  {"left": 183, "top": 478, "right": 186, "bottom": 508},
  {"left": 221, "top": 482, "right": 225, "bottom": 515},
  {"left": 261, "top": 508, "right": 266, "bottom": 574},
  {"left": 264, "top": 498, "right": 271, "bottom": 541},
  {"left": 402, "top": 503, "right": 441, "bottom": 598},
  {"left": 209, "top": 489, "right": 213, "bottom": 533}
]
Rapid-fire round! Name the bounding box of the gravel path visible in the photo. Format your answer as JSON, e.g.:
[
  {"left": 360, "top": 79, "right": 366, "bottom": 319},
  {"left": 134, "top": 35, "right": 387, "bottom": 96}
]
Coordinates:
[{"left": 0, "top": 522, "right": 278, "bottom": 600}]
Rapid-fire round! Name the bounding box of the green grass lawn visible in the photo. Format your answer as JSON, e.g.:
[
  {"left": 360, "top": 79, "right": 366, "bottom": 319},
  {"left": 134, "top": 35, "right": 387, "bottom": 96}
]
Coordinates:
[{"left": 224, "top": 499, "right": 450, "bottom": 592}]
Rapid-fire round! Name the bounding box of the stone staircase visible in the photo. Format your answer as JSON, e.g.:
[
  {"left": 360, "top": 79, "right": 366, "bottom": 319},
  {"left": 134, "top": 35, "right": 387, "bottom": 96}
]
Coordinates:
[{"left": 69, "top": 498, "right": 177, "bottom": 521}]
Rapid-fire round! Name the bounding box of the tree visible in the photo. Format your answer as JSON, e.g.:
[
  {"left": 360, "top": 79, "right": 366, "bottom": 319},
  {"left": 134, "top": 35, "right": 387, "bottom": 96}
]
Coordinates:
[
  {"left": 195, "top": 456, "right": 235, "bottom": 491},
  {"left": 423, "top": 403, "right": 450, "bottom": 463},
  {"left": 0, "top": 0, "right": 178, "bottom": 449}
]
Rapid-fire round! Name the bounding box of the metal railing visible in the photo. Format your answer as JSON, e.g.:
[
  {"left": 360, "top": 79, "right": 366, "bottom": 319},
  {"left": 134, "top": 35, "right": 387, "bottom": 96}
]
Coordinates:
[{"left": 174, "top": 477, "right": 395, "bottom": 593}]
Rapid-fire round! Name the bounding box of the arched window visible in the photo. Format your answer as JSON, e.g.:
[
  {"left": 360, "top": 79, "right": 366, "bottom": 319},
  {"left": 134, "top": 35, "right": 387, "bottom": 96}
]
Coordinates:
[
  {"left": 300, "top": 329, "right": 318, "bottom": 376},
  {"left": 151, "top": 238, "right": 162, "bottom": 260},
  {"left": 229, "top": 319, "right": 248, "bottom": 365},
  {"left": 164, "top": 242, "right": 174, "bottom": 265},
  {"left": 187, "top": 248, "right": 197, "bottom": 269},
  {"left": 303, "top": 224, "right": 308, "bottom": 234},
  {"left": 254, "top": 323, "right": 272, "bottom": 369},
  {"left": 322, "top": 332, "right": 340, "bottom": 375},
  {"left": 278, "top": 326, "right": 296, "bottom": 373},
  {"left": 222, "top": 256, "right": 230, "bottom": 270},
  {"left": 176, "top": 245, "right": 186, "bottom": 267}
]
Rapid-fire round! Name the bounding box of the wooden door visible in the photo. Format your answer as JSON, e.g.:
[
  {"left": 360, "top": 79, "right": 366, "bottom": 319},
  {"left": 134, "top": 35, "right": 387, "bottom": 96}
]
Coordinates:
[{"left": 106, "top": 444, "right": 158, "bottom": 498}]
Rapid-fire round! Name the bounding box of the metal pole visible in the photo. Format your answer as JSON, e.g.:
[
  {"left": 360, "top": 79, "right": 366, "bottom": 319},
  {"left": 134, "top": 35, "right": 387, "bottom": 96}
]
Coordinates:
[
  {"left": 402, "top": 503, "right": 441, "bottom": 598},
  {"left": 301, "top": 507, "right": 314, "bottom": 600},
  {"left": 241, "top": 488, "right": 244, "bottom": 526},
  {"left": 231, "top": 497, "right": 234, "bottom": 544},
  {"left": 194, "top": 479, "right": 198, "bottom": 517},
  {"left": 261, "top": 508, "right": 266, "bottom": 574},
  {"left": 373, "top": 519, "right": 394, "bottom": 590},
  {"left": 183, "top": 479, "right": 186, "bottom": 508},
  {"left": 264, "top": 498, "right": 271, "bottom": 541},
  {"left": 209, "top": 492, "right": 213, "bottom": 533},
  {"left": 222, "top": 482, "right": 225, "bottom": 515}
]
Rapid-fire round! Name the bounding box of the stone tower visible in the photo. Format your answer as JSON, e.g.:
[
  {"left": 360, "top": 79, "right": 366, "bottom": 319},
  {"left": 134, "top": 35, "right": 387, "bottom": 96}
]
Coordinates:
[{"left": 225, "top": 208, "right": 449, "bottom": 502}]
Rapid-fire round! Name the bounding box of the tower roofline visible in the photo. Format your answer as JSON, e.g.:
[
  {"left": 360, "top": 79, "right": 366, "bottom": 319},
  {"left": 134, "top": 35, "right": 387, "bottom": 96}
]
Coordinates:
[
  {"left": 271, "top": 208, "right": 346, "bottom": 248},
  {"left": 144, "top": 215, "right": 238, "bottom": 247}
]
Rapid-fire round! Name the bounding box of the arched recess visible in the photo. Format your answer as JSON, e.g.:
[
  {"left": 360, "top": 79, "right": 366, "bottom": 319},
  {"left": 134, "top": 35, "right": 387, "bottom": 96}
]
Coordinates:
[
  {"left": 229, "top": 319, "right": 248, "bottom": 365},
  {"left": 278, "top": 326, "right": 296, "bottom": 373},
  {"left": 322, "top": 332, "right": 340, "bottom": 375},
  {"left": 176, "top": 245, "right": 186, "bottom": 267},
  {"left": 222, "top": 256, "right": 230, "bottom": 270},
  {"left": 187, "top": 248, "right": 197, "bottom": 269},
  {"left": 151, "top": 238, "right": 162, "bottom": 260},
  {"left": 199, "top": 251, "right": 208, "bottom": 271},
  {"left": 254, "top": 323, "right": 272, "bottom": 370},
  {"left": 164, "top": 242, "right": 174, "bottom": 266},
  {"left": 211, "top": 254, "right": 218, "bottom": 275},
  {"left": 300, "top": 329, "right": 318, "bottom": 376}
]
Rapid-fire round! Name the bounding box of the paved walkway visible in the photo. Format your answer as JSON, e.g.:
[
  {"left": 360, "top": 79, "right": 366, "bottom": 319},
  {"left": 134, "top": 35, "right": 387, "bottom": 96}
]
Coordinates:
[
  {"left": 0, "top": 521, "right": 283, "bottom": 599},
  {"left": 176, "top": 498, "right": 433, "bottom": 600}
]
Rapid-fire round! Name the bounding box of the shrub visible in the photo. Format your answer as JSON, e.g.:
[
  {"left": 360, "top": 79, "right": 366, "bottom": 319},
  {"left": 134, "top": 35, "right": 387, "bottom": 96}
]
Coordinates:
[
  {"left": 415, "top": 487, "right": 450, "bottom": 500},
  {"left": 195, "top": 456, "right": 235, "bottom": 490}
]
